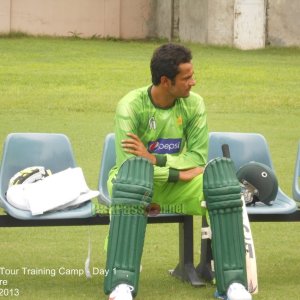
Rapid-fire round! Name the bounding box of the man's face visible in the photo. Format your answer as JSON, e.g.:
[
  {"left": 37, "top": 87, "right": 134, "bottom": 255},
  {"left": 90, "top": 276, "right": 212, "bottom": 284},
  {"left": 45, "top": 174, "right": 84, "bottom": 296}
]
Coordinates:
[{"left": 169, "top": 62, "right": 196, "bottom": 98}]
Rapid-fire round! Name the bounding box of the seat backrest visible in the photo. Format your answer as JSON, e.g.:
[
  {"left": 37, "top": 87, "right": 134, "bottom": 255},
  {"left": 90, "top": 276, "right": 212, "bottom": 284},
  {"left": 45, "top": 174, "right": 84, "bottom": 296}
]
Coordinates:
[
  {"left": 208, "top": 132, "right": 299, "bottom": 213},
  {"left": 101, "top": 132, "right": 276, "bottom": 202},
  {"left": 98, "top": 133, "right": 116, "bottom": 206},
  {"left": 292, "top": 142, "right": 300, "bottom": 202},
  {"left": 208, "top": 132, "right": 273, "bottom": 170},
  {"left": 0, "top": 133, "right": 76, "bottom": 204}
]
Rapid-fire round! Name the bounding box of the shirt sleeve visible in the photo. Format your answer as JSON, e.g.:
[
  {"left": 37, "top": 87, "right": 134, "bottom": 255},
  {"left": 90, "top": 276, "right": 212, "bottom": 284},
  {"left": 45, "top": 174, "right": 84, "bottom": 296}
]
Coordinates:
[{"left": 114, "top": 99, "right": 137, "bottom": 167}]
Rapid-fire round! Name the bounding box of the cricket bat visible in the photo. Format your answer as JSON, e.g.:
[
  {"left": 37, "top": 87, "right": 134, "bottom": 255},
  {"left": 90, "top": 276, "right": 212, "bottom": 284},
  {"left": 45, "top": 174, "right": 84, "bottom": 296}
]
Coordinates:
[{"left": 221, "top": 144, "right": 258, "bottom": 294}]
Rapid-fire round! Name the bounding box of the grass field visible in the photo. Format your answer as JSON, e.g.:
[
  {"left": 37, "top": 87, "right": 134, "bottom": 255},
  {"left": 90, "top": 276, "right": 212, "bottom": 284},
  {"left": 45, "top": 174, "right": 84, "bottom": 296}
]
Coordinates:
[{"left": 0, "top": 36, "right": 299, "bottom": 299}]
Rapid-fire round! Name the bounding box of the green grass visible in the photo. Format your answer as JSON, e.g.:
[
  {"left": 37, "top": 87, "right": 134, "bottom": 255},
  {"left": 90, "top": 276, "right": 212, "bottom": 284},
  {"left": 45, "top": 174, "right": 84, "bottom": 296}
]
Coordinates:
[{"left": 0, "top": 37, "right": 299, "bottom": 299}]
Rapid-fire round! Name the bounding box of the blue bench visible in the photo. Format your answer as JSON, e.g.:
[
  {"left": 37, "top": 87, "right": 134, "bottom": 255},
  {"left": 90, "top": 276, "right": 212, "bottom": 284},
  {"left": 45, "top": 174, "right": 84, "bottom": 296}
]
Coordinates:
[
  {"left": 0, "top": 132, "right": 203, "bottom": 286},
  {"left": 0, "top": 132, "right": 299, "bottom": 287}
]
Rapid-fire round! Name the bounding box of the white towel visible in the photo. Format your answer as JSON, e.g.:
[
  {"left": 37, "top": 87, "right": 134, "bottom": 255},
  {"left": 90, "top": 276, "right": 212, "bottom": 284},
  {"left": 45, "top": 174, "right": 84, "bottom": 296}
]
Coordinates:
[{"left": 7, "top": 167, "right": 99, "bottom": 215}]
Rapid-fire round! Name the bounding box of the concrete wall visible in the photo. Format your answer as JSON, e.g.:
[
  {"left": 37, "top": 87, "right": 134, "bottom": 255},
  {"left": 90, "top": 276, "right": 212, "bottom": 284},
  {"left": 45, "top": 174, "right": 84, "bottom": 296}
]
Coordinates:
[
  {"left": 179, "top": 0, "right": 208, "bottom": 44},
  {"left": 10, "top": 0, "right": 108, "bottom": 37},
  {"left": 155, "top": 0, "right": 172, "bottom": 40},
  {"left": 119, "top": 0, "right": 154, "bottom": 39},
  {"left": 0, "top": 0, "right": 11, "bottom": 33},
  {"left": 167, "top": 0, "right": 299, "bottom": 48},
  {"left": 0, "top": 0, "right": 299, "bottom": 47},
  {"left": 0, "top": 0, "right": 155, "bottom": 39},
  {"left": 233, "top": 0, "right": 267, "bottom": 49},
  {"left": 207, "top": 0, "right": 235, "bottom": 46},
  {"left": 155, "top": 0, "right": 235, "bottom": 46},
  {"left": 267, "top": 0, "right": 300, "bottom": 46}
]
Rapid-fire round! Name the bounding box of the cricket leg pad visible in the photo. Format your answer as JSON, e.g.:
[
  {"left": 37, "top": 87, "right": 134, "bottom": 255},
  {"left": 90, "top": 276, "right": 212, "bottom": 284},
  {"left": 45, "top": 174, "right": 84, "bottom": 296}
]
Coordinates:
[
  {"left": 203, "top": 158, "right": 247, "bottom": 296},
  {"left": 104, "top": 157, "right": 154, "bottom": 297}
]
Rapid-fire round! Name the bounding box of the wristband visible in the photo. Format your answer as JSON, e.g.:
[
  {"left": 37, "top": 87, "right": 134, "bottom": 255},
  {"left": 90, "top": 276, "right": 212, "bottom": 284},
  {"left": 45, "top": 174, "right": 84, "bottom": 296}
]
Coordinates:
[{"left": 168, "top": 168, "right": 180, "bottom": 182}]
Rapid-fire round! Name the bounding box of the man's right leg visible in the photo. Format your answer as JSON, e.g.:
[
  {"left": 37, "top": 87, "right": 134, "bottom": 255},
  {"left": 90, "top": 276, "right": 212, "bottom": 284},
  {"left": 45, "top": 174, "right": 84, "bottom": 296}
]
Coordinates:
[{"left": 104, "top": 157, "right": 153, "bottom": 298}]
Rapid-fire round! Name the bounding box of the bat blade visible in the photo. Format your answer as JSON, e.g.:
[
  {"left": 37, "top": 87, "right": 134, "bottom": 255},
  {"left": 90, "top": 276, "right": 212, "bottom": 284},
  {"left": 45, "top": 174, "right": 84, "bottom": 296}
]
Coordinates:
[{"left": 242, "top": 197, "right": 258, "bottom": 294}]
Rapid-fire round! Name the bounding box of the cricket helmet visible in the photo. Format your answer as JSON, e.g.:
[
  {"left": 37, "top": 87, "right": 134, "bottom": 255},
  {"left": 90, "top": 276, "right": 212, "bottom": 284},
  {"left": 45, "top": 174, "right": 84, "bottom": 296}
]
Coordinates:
[
  {"left": 9, "top": 166, "right": 52, "bottom": 187},
  {"left": 236, "top": 161, "right": 278, "bottom": 206}
]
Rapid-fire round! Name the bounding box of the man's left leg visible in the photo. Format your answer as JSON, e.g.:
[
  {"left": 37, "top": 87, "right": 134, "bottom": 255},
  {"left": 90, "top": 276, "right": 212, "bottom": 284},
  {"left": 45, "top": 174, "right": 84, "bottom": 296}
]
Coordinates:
[{"left": 203, "top": 157, "right": 251, "bottom": 300}]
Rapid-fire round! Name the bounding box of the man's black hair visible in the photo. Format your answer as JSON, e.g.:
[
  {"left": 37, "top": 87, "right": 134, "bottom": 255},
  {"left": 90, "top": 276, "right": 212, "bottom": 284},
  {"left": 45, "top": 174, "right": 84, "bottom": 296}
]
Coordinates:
[{"left": 150, "top": 43, "right": 192, "bottom": 85}]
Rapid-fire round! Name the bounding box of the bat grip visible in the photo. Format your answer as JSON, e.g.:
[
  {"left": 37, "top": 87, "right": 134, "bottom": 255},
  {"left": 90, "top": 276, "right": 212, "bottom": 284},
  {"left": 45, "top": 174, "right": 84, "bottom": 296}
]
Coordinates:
[{"left": 221, "top": 144, "right": 231, "bottom": 158}]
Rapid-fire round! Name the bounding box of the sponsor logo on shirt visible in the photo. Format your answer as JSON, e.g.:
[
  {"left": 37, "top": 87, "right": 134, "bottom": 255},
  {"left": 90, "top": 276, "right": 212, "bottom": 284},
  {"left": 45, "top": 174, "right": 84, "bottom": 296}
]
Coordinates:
[{"left": 148, "top": 138, "right": 181, "bottom": 154}]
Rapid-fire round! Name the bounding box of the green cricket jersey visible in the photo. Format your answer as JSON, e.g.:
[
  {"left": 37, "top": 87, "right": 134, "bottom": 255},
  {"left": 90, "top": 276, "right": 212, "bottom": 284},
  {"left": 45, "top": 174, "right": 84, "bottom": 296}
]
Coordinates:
[
  {"left": 108, "top": 85, "right": 208, "bottom": 215},
  {"left": 113, "top": 85, "right": 208, "bottom": 182}
]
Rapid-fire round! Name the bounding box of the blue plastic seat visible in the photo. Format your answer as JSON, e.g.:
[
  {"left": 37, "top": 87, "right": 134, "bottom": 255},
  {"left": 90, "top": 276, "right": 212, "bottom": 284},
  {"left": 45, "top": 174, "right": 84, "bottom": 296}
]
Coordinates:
[
  {"left": 292, "top": 142, "right": 300, "bottom": 202},
  {"left": 98, "top": 133, "right": 115, "bottom": 207},
  {"left": 208, "top": 132, "right": 297, "bottom": 214},
  {"left": 0, "top": 133, "right": 94, "bottom": 220}
]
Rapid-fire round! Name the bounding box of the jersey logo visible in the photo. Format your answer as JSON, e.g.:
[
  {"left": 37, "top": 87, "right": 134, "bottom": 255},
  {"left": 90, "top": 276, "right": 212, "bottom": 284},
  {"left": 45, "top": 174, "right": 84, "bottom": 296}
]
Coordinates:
[
  {"left": 177, "top": 116, "right": 183, "bottom": 126},
  {"left": 149, "top": 116, "right": 156, "bottom": 130},
  {"left": 148, "top": 138, "right": 181, "bottom": 154}
]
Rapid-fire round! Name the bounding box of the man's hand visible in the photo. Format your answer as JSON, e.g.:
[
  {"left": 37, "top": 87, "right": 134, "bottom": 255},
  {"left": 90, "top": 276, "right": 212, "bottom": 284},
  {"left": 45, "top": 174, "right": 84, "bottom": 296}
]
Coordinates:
[
  {"left": 122, "top": 133, "right": 157, "bottom": 165},
  {"left": 179, "top": 167, "right": 204, "bottom": 181}
]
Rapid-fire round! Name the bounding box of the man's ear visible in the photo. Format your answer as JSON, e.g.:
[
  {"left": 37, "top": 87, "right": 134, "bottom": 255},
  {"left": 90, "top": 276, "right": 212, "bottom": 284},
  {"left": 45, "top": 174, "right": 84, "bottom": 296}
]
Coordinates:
[{"left": 160, "top": 75, "right": 171, "bottom": 87}]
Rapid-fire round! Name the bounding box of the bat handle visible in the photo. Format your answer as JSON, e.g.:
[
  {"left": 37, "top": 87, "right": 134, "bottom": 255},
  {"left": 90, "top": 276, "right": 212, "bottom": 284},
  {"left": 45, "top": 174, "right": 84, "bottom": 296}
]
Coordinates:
[{"left": 222, "top": 144, "right": 231, "bottom": 158}]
